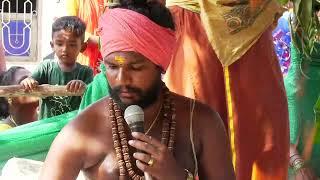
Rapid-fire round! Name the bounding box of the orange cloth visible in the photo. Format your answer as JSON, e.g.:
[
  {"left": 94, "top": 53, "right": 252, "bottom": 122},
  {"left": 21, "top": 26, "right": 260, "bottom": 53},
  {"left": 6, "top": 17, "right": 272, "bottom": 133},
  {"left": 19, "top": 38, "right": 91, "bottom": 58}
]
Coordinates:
[
  {"left": 66, "top": 0, "right": 105, "bottom": 74},
  {"left": 164, "top": 6, "right": 289, "bottom": 180}
]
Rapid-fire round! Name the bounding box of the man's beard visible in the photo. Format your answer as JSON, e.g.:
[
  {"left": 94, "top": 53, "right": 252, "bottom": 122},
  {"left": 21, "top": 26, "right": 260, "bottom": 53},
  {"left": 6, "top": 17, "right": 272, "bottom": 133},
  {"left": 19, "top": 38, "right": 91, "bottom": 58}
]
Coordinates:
[{"left": 109, "top": 79, "right": 162, "bottom": 111}]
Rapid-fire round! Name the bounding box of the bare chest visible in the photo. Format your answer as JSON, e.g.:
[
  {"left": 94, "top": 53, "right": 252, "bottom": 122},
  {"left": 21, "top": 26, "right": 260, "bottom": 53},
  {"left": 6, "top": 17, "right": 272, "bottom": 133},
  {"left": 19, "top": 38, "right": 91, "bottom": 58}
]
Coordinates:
[{"left": 82, "top": 140, "right": 197, "bottom": 180}]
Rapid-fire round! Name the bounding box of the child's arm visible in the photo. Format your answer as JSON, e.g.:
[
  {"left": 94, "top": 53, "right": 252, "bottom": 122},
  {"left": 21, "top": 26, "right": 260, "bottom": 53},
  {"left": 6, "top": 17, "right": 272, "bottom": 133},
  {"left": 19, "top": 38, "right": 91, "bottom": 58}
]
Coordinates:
[{"left": 20, "top": 77, "right": 39, "bottom": 91}]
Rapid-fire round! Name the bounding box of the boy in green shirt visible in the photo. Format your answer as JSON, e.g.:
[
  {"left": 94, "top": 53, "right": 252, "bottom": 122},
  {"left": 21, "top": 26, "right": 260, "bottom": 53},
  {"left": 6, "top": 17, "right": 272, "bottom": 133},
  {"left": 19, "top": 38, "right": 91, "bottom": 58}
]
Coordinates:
[{"left": 21, "top": 16, "right": 93, "bottom": 119}]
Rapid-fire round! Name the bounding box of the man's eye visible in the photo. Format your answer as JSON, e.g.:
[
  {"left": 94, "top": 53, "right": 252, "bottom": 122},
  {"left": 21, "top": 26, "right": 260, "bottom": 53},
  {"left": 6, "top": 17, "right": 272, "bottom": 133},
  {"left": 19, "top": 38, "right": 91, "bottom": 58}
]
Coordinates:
[
  {"left": 107, "top": 64, "right": 118, "bottom": 69},
  {"left": 131, "top": 65, "right": 143, "bottom": 70}
]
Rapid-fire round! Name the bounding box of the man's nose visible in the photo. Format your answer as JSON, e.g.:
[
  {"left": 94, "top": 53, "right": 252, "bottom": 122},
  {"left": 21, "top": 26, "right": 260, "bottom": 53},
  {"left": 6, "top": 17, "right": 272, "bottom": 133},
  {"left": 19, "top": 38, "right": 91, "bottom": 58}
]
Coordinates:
[{"left": 117, "top": 68, "right": 132, "bottom": 85}]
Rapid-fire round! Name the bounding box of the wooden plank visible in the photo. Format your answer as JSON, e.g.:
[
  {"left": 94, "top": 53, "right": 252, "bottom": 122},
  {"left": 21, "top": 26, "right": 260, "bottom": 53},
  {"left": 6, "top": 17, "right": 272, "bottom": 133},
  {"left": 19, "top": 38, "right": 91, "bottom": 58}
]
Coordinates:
[{"left": 0, "top": 85, "right": 84, "bottom": 97}]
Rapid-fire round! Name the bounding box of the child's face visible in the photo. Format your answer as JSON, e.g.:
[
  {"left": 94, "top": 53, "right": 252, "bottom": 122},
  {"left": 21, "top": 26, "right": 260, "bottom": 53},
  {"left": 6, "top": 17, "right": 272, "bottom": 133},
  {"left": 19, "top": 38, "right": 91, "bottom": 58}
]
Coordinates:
[{"left": 51, "top": 30, "right": 84, "bottom": 65}]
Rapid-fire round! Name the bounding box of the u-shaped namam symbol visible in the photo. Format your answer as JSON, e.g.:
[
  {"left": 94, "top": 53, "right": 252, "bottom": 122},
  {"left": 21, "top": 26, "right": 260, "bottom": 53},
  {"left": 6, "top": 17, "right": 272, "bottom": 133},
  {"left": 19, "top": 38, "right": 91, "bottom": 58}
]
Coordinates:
[{"left": 1, "top": 0, "right": 34, "bottom": 56}]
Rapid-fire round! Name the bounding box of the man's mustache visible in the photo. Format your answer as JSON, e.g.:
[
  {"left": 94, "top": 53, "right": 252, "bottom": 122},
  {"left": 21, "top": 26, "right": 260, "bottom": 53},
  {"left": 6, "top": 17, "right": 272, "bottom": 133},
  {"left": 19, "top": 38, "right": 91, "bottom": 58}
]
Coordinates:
[{"left": 112, "top": 86, "right": 142, "bottom": 95}]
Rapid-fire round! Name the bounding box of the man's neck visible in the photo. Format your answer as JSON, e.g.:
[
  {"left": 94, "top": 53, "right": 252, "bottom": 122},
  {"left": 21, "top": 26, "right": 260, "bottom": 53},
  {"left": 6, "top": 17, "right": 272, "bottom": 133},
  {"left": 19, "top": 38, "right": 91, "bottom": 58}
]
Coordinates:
[{"left": 143, "top": 89, "right": 164, "bottom": 131}]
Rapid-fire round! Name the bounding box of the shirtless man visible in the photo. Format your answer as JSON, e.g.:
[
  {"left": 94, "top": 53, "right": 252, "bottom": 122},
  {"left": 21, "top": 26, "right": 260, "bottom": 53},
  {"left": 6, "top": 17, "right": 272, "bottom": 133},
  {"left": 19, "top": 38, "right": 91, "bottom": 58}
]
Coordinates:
[{"left": 39, "top": 1, "right": 235, "bottom": 179}]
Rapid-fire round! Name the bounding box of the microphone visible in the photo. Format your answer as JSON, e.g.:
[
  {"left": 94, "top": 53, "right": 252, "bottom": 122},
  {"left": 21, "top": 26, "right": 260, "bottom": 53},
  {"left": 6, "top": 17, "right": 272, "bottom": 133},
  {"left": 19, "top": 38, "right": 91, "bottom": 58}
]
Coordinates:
[
  {"left": 124, "top": 105, "right": 153, "bottom": 180},
  {"left": 124, "top": 105, "right": 144, "bottom": 133}
]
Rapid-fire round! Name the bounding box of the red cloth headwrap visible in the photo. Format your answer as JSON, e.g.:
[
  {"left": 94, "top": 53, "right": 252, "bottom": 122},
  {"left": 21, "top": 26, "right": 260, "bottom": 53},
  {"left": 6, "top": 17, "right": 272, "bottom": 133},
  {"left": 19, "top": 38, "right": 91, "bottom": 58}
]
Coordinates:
[{"left": 99, "top": 8, "right": 176, "bottom": 71}]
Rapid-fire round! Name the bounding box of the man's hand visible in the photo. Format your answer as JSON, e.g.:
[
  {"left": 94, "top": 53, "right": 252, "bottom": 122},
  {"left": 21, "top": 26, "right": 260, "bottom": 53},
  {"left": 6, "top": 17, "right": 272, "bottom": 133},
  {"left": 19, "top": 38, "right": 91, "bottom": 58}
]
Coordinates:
[
  {"left": 20, "top": 77, "right": 39, "bottom": 91},
  {"left": 129, "top": 132, "right": 185, "bottom": 180},
  {"left": 66, "top": 80, "right": 86, "bottom": 93}
]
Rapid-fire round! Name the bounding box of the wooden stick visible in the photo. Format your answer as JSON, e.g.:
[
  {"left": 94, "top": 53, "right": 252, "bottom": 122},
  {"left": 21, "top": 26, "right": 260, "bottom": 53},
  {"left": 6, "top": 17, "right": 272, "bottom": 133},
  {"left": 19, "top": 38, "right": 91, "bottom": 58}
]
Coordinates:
[{"left": 0, "top": 85, "right": 84, "bottom": 97}]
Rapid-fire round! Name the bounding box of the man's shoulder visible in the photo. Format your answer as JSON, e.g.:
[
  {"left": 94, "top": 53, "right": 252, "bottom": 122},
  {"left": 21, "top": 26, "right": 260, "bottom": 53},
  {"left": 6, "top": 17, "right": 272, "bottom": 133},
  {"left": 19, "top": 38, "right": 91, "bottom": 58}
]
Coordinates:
[
  {"left": 171, "top": 92, "right": 217, "bottom": 116},
  {"left": 74, "top": 97, "right": 111, "bottom": 128},
  {"left": 76, "top": 97, "right": 110, "bottom": 120},
  {"left": 63, "top": 97, "right": 112, "bottom": 143},
  {"left": 171, "top": 92, "right": 222, "bottom": 129},
  {"left": 45, "top": 97, "right": 113, "bottom": 173}
]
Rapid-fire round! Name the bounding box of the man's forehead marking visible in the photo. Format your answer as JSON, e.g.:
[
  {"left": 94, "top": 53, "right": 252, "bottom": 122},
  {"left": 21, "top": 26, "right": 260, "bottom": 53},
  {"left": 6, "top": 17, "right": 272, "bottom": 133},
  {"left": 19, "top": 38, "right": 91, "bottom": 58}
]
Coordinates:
[{"left": 115, "top": 55, "right": 126, "bottom": 64}]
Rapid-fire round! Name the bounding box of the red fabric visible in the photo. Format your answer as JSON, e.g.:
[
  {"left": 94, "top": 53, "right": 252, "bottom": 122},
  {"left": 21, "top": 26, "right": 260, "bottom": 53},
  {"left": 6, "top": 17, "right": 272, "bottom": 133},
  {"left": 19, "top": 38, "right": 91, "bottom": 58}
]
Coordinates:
[
  {"left": 164, "top": 7, "right": 289, "bottom": 180},
  {"left": 77, "top": 0, "right": 105, "bottom": 75},
  {"left": 98, "top": 8, "right": 176, "bottom": 71},
  {"left": 229, "top": 27, "right": 289, "bottom": 180},
  {"left": 83, "top": 42, "right": 102, "bottom": 74}
]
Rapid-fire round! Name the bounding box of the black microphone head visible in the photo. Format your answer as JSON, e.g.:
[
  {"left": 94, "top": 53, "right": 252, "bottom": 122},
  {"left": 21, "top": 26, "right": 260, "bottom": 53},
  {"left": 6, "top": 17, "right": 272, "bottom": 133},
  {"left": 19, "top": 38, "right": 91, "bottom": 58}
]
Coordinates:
[{"left": 124, "top": 105, "right": 144, "bottom": 133}]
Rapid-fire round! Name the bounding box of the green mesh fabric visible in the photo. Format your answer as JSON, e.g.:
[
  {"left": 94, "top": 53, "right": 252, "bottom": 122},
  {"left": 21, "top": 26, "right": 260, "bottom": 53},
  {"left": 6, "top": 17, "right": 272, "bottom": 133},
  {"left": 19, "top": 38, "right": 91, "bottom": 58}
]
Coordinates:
[
  {"left": 78, "top": 64, "right": 109, "bottom": 111},
  {"left": 285, "top": 43, "right": 320, "bottom": 176},
  {"left": 310, "top": 92, "right": 320, "bottom": 176},
  {"left": 0, "top": 111, "right": 77, "bottom": 169},
  {"left": 0, "top": 64, "right": 110, "bottom": 170}
]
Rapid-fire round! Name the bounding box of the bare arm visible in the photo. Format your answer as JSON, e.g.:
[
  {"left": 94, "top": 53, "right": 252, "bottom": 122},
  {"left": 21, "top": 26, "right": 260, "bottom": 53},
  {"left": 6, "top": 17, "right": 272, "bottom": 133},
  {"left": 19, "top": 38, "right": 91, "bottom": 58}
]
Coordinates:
[
  {"left": 197, "top": 107, "right": 235, "bottom": 179},
  {"left": 39, "top": 122, "right": 86, "bottom": 180}
]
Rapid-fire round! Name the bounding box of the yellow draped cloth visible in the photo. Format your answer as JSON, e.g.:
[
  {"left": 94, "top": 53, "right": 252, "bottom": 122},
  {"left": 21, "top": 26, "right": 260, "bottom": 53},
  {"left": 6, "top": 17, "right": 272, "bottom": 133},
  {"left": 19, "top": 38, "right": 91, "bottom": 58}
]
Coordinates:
[
  {"left": 0, "top": 123, "right": 12, "bottom": 131},
  {"left": 166, "top": 0, "right": 281, "bottom": 66}
]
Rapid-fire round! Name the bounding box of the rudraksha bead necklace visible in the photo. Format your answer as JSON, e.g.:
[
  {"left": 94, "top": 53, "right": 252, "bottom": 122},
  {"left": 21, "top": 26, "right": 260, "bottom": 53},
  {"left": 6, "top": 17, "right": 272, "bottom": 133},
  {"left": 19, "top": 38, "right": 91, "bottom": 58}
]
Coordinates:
[{"left": 109, "top": 86, "right": 176, "bottom": 179}]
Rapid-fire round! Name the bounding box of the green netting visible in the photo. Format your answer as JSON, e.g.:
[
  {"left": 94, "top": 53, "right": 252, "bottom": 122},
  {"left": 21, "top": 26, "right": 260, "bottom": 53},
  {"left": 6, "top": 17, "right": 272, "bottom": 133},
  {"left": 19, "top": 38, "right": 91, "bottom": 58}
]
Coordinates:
[
  {"left": 310, "top": 92, "right": 320, "bottom": 176},
  {"left": 78, "top": 64, "right": 109, "bottom": 111},
  {"left": 0, "top": 64, "right": 109, "bottom": 170},
  {"left": 285, "top": 43, "right": 320, "bottom": 176},
  {"left": 0, "top": 111, "right": 77, "bottom": 169}
]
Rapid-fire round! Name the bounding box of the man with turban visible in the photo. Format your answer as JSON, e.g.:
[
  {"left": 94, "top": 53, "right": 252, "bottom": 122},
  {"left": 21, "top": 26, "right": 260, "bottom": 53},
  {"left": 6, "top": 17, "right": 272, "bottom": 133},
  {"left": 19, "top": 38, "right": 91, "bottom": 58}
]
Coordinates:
[
  {"left": 39, "top": 1, "right": 235, "bottom": 179},
  {"left": 164, "top": 0, "right": 289, "bottom": 179}
]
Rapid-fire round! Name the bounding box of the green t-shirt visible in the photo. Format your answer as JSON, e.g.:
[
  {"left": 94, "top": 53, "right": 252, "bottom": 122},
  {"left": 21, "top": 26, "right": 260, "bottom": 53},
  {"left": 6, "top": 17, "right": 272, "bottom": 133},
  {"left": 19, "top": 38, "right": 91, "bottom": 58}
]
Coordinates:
[{"left": 32, "top": 60, "right": 93, "bottom": 119}]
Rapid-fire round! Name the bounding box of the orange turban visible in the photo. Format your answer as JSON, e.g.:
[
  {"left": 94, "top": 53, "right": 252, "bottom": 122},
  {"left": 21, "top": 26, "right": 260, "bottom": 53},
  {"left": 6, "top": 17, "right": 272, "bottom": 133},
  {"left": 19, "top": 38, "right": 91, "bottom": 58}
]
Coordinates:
[{"left": 99, "top": 8, "right": 176, "bottom": 71}]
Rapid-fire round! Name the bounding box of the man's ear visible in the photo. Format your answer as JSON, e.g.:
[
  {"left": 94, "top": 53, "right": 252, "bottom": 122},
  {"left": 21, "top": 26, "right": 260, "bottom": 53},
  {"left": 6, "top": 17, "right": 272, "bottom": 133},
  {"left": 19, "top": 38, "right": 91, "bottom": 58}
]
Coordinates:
[
  {"left": 50, "top": 41, "right": 54, "bottom": 49},
  {"left": 80, "top": 42, "right": 87, "bottom": 53}
]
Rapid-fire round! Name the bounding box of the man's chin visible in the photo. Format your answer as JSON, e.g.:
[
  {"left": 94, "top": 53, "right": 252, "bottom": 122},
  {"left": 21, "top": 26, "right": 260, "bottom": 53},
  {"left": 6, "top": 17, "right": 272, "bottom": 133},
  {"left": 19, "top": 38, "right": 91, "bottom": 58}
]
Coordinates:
[
  {"left": 116, "top": 98, "right": 139, "bottom": 110},
  {"left": 119, "top": 96, "right": 138, "bottom": 104}
]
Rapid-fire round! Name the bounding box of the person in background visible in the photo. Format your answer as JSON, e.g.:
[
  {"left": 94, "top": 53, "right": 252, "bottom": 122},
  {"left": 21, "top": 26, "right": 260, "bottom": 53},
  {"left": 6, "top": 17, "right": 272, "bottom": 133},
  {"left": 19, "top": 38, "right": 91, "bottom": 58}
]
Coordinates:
[
  {"left": 272, "top": 10, "right": 292, "bottom": 76},
  {"left": 163, "top": 0, "right": 289, "bottom": 179},
  {"left": 285, "top": 2, "right": 320, "bottom": 179},
  {"left": 0, "top": 66, "right": 39, "bottom": 131},
  {"left": 20, "top": 16, "right": 93, "bottom": 119},
  {"left": 66, "top": 0, "right": 106, "bottom": 75}
]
